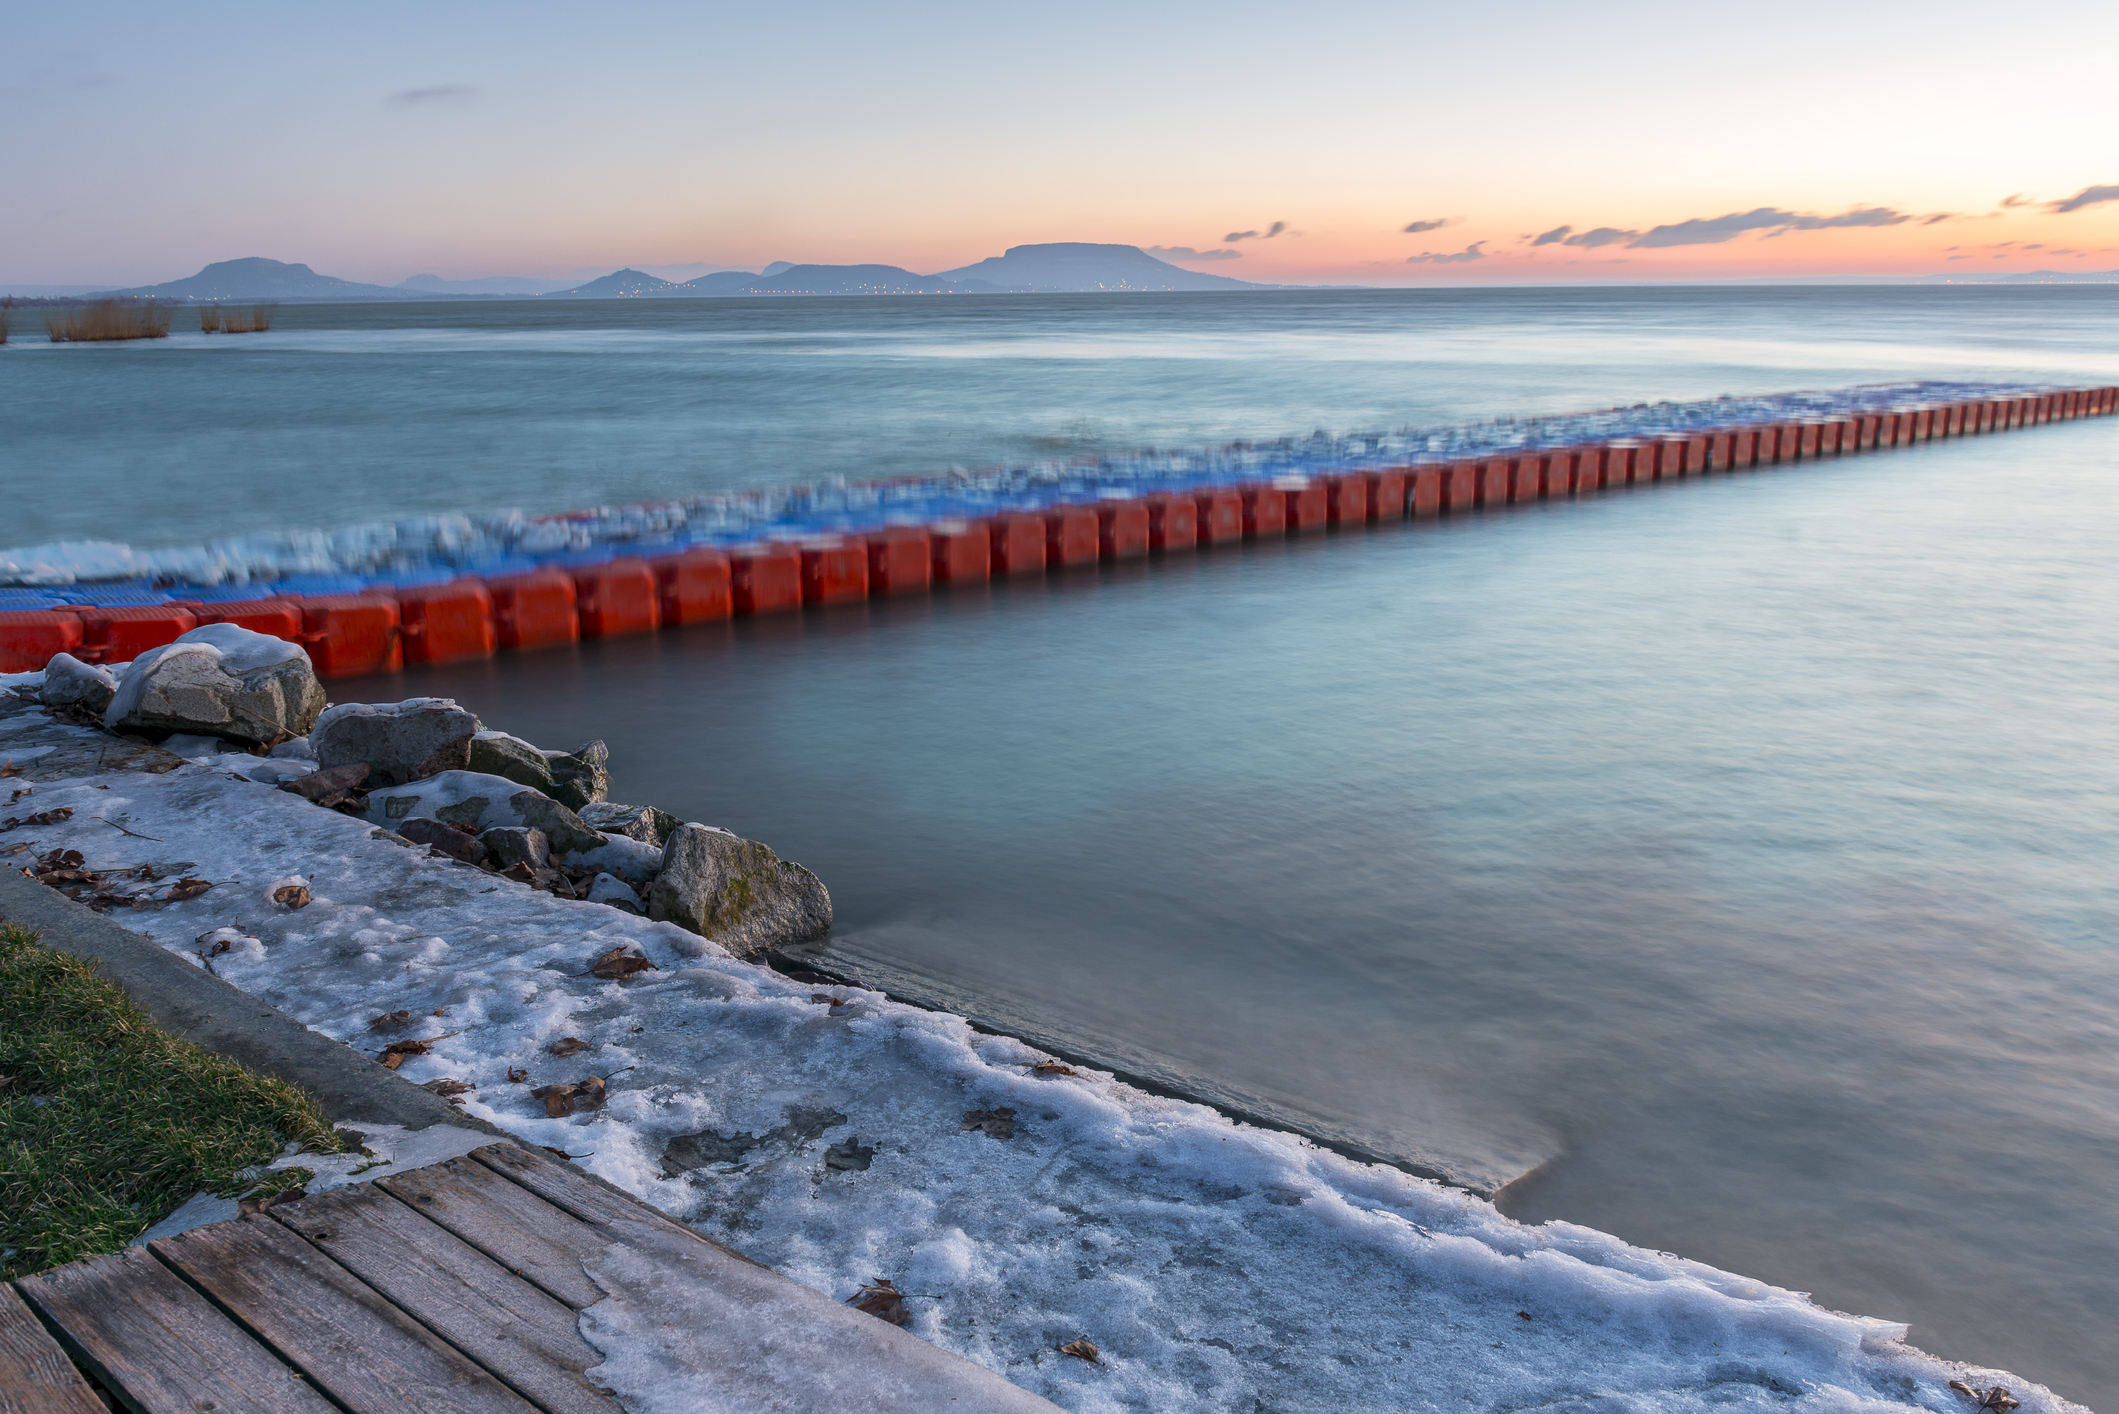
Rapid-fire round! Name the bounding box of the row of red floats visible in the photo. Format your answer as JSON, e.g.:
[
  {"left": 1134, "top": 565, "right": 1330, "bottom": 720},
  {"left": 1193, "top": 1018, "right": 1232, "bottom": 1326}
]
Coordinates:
[{"left": 4, "top": 387, "right": 2112, "bottom": 679}]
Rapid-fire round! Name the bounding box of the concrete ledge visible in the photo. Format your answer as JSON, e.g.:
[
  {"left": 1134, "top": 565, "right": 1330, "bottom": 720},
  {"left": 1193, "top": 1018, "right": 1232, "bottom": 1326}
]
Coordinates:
[{"left": 0, "top": 867, "right": 506, "bottom": 1138}]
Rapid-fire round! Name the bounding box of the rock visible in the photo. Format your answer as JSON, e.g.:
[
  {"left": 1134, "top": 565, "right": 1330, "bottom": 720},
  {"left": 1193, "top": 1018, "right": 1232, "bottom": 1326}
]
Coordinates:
[
  {"left": 39, "top": 654, "right": 118, "bottom": 714},
  {"left": 587, "top": 872, "right": 644, "bottom": 914},
  {"left": 158, "top": 733, "right": 228, "bottom": 760},
  {"left": 479, "top": 826, "right": 549, "bottom": 871},
  {"left": 398, "top": 817, "right": 486, "bottom": 865},
  {"left": 102, "top": 624, "right": 326, "bottom": 747},
  {"left": 467, "top": 731, "right": 554, "bottom": 793},
  {"left": 559, "top": 832, "right": 663, "bottom": 886},
  {"left": 362, "top": 772, "right": 606, "bottom": 852},
  {"left": 647, "top": 823, "right": 833, "bottom": 956},
  {"left": 580, "top": 801, "right": 682, "bottom": 849},
  {"left": 312, "top": 699, "right": 482, "bottom": 787},
  {"left": 269, "top": 736, "right": 314, "bottom": 761},
  {"left": 546, "top": 740, "right": 609, "bottom": 811},
  {"left": 282, "top": 762, "right": 372, "bottom": 804}
]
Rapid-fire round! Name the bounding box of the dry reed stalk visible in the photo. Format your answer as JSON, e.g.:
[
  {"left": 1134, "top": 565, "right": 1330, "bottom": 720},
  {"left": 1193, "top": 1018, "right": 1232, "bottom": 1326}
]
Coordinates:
[
  {"left": 0, "top": 297, "right": 12, "bottom": 346},
  {"left": 47, "top": 300, "right": 172, "bottom": 343},
  {"left": 199, "top": 305, "right": 223, "bottom": 333}
]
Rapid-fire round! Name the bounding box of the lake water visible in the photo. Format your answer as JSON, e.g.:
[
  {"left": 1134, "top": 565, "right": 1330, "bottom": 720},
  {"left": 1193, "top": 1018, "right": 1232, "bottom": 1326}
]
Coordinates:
[{"left": 6, "top": 287, "right": 2118, "bottom": 1405}]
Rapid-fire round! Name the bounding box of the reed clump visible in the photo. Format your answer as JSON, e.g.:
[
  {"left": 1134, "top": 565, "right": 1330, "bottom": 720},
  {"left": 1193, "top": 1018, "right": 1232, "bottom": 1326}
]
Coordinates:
[
  {"left": 47, "top": 300, "right": 172, "bottom": 343},
  {"left": 0, "top": 297, "right": 13, "bottom": 346},
  {"left": 199, "top": 303, "right": 276, "bottom": 334}
]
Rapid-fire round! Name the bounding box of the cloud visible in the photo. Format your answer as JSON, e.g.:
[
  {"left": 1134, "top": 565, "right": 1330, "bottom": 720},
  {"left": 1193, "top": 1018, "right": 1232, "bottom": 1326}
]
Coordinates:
[
  {"left": 1406, "top": 242, "right": 1486, "bottom": 265},
  {"left": 2047, "top": 185, "right": 2119, "bottom": 214},
  {"left": 1223, "top": 221, "right": 1288, "bottom": 242},
  {"left": 1563, "top": 227, "right": 1637, "bottom": 248},
  {"left": 389, "top": 84, "right": 477, "bottom": 105},
  {"left": 2000, "top": 193, "right": 2034, "bottom": 208},
  {"left": 1628, "top": 206, "right": 1911, "bottom": 248},
  {"left": 1146, "top": 246, "right": 1243, "bottom": 263},
  {"left": 1401, "top": 217, "right": 1457, "bottom": 234},
  {"left": 1531, "top": 225, "right": 1572, "bottom": 246},
  {"left": 1920, "top": 213, "right": 1956, "bottom": 225}
]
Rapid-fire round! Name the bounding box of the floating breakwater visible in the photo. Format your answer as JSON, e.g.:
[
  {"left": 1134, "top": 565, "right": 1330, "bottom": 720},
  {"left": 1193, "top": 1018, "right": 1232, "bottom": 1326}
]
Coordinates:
[{"left": 0, "top": 380, "right": 2111, "bottom": 675}]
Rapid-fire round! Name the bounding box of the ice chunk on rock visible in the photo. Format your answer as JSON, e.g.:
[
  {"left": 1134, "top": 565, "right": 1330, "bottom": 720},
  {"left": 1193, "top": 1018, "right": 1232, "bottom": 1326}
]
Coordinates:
[
  {"left": 587, "top": 872, "right": 644, "bottom": 914},
  {"left": 39, "top": 652, "right": 118, "bottom": 713},
  {"left": 560, "top": 831, "right": 663, "bottom": 886},
  {"left": 313, "top": 698, "right": 482, "bottom": 786},
  {"left": 364, "top": 771, "right": 606, "bottom": 852},
  {"left": 103, "top": 624, "right": 325, "bottom": 746},
  {"left": 648, "top": 822, "right": 832, "bottom": 956},
  {"left": 467, "top": 730, "right": 554, "bottom": 792}
]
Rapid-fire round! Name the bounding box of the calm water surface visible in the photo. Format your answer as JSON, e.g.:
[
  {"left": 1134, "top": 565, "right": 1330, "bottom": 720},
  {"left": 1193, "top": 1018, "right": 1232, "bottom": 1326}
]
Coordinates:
[{"left": 7, "top": 288, "right": 2117, "bottom": 1404}]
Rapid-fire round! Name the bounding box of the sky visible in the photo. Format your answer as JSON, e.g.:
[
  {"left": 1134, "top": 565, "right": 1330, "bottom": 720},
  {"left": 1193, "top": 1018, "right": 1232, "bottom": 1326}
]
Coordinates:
[{"left": 4, "top": 0, "right": 2115, "bottom": 287}]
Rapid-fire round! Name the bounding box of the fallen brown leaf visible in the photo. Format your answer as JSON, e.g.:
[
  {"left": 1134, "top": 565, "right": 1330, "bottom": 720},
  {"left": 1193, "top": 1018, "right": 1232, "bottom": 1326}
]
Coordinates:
[
  {"left": 1059, "top": 1339, "right": 1100, "bottom": 1363},
  {"left": 237, "top": 1190, "right": 304, "bottom": 1217},
  {"left": 506, "top": 1067, "right": 529, "bottom": 1084},
  {"left": 530, "top": 1082, "right": 580, "bottom": 1117},
  {"left": 961, "top": 1107, "right": 1017, "bottom": 1140},
  {"left": 848, "top": 1277, "right": 911, "bottom": 1326},
  {"left": 421, "top": 1078, "right": 475, "bottom": 1101},
  {"left": 1032, "top": 1060, "right": 1078, "bottom": 1077},
  {"left": 0, "top": 760, "right": 20, "bottom": 777},
  {"left": 573, "top": 1074, "right": 607, "bottom": 1109},
  {"left": 547, "top": 1036, "right": 590, "bottom": 1057},
  {"left": 379, "top": 1052, "right": 406, "bottom": 1070},
  {"left": 272, "top": 882, "right": 311, "bottom": 909},
  {"left": 369, "top": 1010, "right": 413, "bottom": 1030},
  {"left": 539, "top": 1146, "right": 590, "bottom": 1161},
  {"left": 0, "top": 841, "right": 28, "bottom": 857},
  {"left": 589, "top": 945, "right": 658, "bottom": 980},
  {"left": 1, "top": 807, "right": 73, "bottom": 832},
  {"left": 166, "top": 877, "right": 214, "bottom": 901},
  {"left": 1950, "top": 1384, "right": 2021, "bottom": 1413}
]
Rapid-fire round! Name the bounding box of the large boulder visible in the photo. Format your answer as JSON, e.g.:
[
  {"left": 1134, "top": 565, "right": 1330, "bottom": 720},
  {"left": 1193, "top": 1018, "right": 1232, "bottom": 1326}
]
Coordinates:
[
  {"left": 546, "top": 740, "right": 609, "bottom": 811},
  {"left": 363, "top": 771, "right": 606, "bottom": 853},
  {"left": 40, "top": 653, "right": 118, "bottom": 714},
  {"left": 102, "top": 625, "right": 325, "bottom": 747},
  {"left": 561, "top": 832, "right": 663, "bottom": 886},
  {"left": 313, "top": 698, "right": 481, "bottom": 786},
  {"left": 467, "top": 731, "right": 554, "bottom": 793},
  {"left": 647, "top": 823, "right": 832, "bottom": 957}
]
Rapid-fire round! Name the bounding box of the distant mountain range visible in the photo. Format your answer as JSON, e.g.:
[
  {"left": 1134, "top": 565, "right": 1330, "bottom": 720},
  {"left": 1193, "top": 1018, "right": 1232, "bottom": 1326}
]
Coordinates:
[{"left": 86, "top": 245, "right": 1278, "bottom": 302}]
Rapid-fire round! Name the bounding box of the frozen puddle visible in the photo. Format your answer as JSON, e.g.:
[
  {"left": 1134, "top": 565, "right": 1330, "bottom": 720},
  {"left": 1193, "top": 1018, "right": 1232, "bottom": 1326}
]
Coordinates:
[{"left": 0, "top": 691, "right": 2081, "bottom": 1414}]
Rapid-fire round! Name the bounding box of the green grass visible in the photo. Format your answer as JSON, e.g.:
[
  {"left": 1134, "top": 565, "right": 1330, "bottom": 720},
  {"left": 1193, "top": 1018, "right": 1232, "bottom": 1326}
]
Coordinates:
[{"left": 0, "top": 922, "right": 347, "bottom": 1278}]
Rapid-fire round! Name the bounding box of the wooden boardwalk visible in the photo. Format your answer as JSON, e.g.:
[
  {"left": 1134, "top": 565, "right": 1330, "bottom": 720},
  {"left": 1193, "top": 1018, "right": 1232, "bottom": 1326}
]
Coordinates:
[{"left": 6, "top": 1141, "right": 1060, "bottom": 1414}]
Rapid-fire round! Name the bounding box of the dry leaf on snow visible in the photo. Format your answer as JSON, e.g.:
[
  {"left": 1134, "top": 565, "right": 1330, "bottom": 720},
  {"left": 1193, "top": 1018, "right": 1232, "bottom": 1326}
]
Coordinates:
[
  {"left": 1031, "top": 1060, "right": 1078, "bottom": 1077},
  {"left": 167, "top": 877, "right": 214, "bottom": 901},
  {"left": 507, "top": 1067, "right": 529, "bottom": 1083},
  {"left": 847, "top": 1278, "right": 912, "bottom": 1326},
  {"left": 1950, "top": 1384, "right": 2021, "bottom": 1413},
  {"left": 961, "top": 1107, "right": 1017, "bottom": 1140},
  {"left": 539, "top": 1146, "right": 590, "bottom": 1161},
  {"left": 421, "top": 1078, "right": 475, "bottom": 1104},
  {"left": 589, "top": 946, "right": 658, "bottom": 980},
  {"left": 272, "top": 882, "right": 312, "bottom": 909},
  {"left": 530, "top": 1082, "right": 580, "bottom": 1117},
  {"left": 547, "top": 1036, "right": 590, "bottom": 1057},
  {"left": 1, "top": 807, "right": 73, "bottom": 832},
  {"left": 1059, "top": 1339, "right": 1100, "bottom": 1363},
  {"left": 369, "top": 1010, "right": 413, "bottom": 1030}
]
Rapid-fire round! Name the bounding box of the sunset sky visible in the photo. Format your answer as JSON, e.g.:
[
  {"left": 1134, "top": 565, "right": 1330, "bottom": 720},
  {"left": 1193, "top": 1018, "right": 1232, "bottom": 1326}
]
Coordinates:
[{"left": 6, "top": 0, "right": 2115, "bottom": 287}]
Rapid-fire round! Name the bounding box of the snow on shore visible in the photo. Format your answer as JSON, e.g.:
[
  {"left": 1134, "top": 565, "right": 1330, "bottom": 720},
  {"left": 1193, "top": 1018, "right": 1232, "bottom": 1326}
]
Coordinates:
[{"left": 0, "top": 688, "right": 2081, "bottom": 1414}]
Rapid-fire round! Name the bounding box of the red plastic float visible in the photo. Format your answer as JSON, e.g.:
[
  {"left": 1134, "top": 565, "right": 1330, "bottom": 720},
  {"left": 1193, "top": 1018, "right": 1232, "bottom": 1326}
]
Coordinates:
[
  {"left": 928, "top": 521, "right": 991, "bottom": 583},
  {"left": 75, "top": 605, "right": 199, "bottom": 665},
  {"left": 1369, "top": 469, "right": 1407, "bottom": 519},
  {"left": 0, "top": 611, "right": 85, "bottom": 673},
  {"left": 393, "top": 580, "right": 496, "bottom": 666},
  {"left": 988, "top": 512, "right": 1047, "bottom": 575},
  {"left": 1409, "top": 466, "right": 1446, "bottom": 517},
  {"left": 800, "top": 538, "right": 869, "bottom": 606},
  {"left": 1240, "top": 484, "right": 1289, "bottom": 536},
  {"left": 488, "top": 569, "right": 582, "bottom": 648},
  {"left": 1146, "top": 492, "right": 1199, "bottom": 550},
  {"left": 650, "top": 548, "right": 733, "bottom": 624},
  {"left": 1042, "top": 505, "right": 1100, "bottom": 567},
  {"left": 1476, "top": 458, "right": 1510, "bottom": 507},
  {"left": 1324, "top": 474, "right": 1370, "bottom": 525},
  {"left": 864, "top": 526, "right": 932, "bottom": 596},
  {"left": 1795, "top": 422, "right": 1822, "bottom": 460},
  {"left": 299, "top": 595, "right": 401, "bottom": 678},
  {"left": 572, "top": 558, "right": 660, "bottom": 638},
  {"left": 728, "top": 544, "right": 804, "bottom": 614},
  {"left": 1604, "top": 441, "right": 1642, "bottom": 485},
  {"left": 1192, "top": 489, "right": 1244, "bottom": 543},
  {"left": 183, "top": 598, "right": 304, "bottom": 641},
  {"left": 1282, "top": 479, "right": 1328, "bottom": 532},
  {"left": 1096, "top": 500, "right": 1150, "bottom": 559},
  {"left": 1443, "top": 460, "right": 1478, "bottom": 512}
]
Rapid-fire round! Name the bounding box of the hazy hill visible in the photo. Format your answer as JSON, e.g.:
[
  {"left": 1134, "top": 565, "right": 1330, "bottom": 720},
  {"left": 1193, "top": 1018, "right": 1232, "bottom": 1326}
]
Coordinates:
[
  {"left": 546, "top": 268, "right": 686, "bottom": 298},
  {"left": 934, "top": 242, "right": 1260, "bottom": 292},
  {"left": 103, "top": 257, "right": 423, "bottom": 302},
  {"left": 696, "top": 264, "right": 997, "bottom": 295}
]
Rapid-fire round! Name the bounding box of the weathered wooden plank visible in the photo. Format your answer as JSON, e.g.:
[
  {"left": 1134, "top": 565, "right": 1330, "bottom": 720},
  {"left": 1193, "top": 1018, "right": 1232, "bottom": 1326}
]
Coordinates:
[
  {"left": 14, "top": 1247, "right": 335, "bottom": 1414},
  {"left": 0, "top": 1282, "right": 107, "bottom": 1414},
  {"left": 273, "top": 1186, "right": 620, "bottom": 1414},
  {"left": 154, "top": 1215, "right": 537, "bottom": 1414},
  {"left": 377, "top": 1156, "right": 607, "bottom": 1311},
  {"left": 471, "top": 1143, "right": 759, "bottom": 1266}
]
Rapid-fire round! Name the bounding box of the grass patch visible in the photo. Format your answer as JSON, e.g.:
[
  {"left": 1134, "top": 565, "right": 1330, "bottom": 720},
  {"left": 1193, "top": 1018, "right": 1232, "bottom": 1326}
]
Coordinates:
[
  {"left": 0, "top": 921, "right": 346, "bottom": 1278},
  {"left": 46, "top": 299, "right": 171, "bottom": 343}
]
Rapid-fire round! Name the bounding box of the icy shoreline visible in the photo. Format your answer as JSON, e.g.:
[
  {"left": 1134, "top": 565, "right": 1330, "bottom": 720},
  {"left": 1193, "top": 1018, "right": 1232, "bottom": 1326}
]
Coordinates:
[{"left": 0, "top": 675, "right": 2082, "bottom": 1414}]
